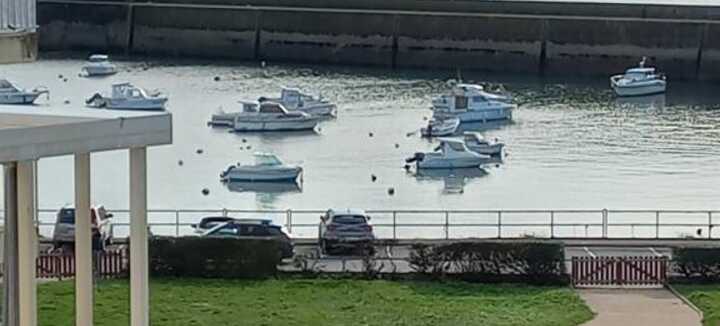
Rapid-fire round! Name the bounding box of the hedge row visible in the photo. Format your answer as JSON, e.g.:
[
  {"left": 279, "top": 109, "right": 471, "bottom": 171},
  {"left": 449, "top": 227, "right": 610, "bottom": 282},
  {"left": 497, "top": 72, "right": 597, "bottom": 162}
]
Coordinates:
[
  {"left": 673, "top": 247, "right": 720, "bottom": 281},
  {"left": 407, "top": 241, "right": 566, "bottom": 283},
  {"left": 150, "top": 237, "right": 281, "bottom": 278}
]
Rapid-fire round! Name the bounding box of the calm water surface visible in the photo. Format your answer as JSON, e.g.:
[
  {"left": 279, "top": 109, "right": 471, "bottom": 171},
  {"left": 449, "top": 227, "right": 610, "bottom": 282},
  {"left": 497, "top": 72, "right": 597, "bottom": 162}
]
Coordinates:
[{"left": 2, "top": 57, "right": 719, "bottom": 218}]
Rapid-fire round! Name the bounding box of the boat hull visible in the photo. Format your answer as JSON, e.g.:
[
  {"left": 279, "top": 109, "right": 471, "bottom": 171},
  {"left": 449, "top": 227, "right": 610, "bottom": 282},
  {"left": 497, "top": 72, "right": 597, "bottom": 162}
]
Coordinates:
[
  {"left": 107, "top": 98, "right": 167, "bottom": 111},
  {"left": 466, "top": 143, "right": 504, "bottom": 156},
  {"left": 432, "top": 105, "right": 514, "bottom": 123},
  {"left": 233, "top": 119, "right": 318, "bottom": 132},
  {"left": 222, "top": 167, "right": 302, "bottom": 182},
  {"left": 417, "top": 156, "right": 487, "bottom": 169},
  {"left": 83, "top": 66, "right": 117, "bottom": 76},
  {"left": 0, "top": 92, "right": 41, "bottom": 105},
  {"left": 611, "top": 76, "right": 667, "bottom": 97}
]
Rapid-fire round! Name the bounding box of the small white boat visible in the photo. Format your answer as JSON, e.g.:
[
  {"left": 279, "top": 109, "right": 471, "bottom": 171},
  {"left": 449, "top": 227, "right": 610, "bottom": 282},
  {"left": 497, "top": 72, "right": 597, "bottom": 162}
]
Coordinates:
[
  {"left": 232, "top": 101, "right": 319, "bottom": 132},
  {"left": 260, "top": 87, "right": 337, "bottom": 117},
  {"left": 420, "top": 117, "right": 460, "bottom": 137},
  {"left": 463, "top": 132, "right": 504, "bottom": 156},
  {"left": 0, "top": 79, "right": 49, "bottom": 105},
  {"left": 86, "top": 83, "right": 167, "bottom": 111},
  {"left": 431, "top": 83, "right": 514, "bottom": 123},
  {"left": 81, "top": 54, "right": 117, "bottom": 77},
  {"left": 406, "top": 138, "right": 491, "bottom": 169},
  {"left": 611, "top": 58, "right": 667, "bottom": 97},
  {"left": 220, "top": 153, "right": 303, "bottom": 182}
]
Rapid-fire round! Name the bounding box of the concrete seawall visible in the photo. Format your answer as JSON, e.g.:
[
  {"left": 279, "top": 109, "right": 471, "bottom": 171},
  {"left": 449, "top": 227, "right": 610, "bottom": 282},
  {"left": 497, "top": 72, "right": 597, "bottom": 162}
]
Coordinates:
[{"left": 37, "top": 0, "right": 720, "bottom": 79}]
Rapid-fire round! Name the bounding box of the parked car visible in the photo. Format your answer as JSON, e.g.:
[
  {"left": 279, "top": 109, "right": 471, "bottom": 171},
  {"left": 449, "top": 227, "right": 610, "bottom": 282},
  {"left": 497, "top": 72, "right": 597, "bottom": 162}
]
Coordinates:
[
  {"left": 52, "top": 205, "right": 113, "bottom": 250},
  {"left": 201, "top": 219, "right": 294, "bottom": 258},
  {"left": 319, "top": 208, "right": 375, "bottom": 254},
  {"left": 190, "top": 216, "right": 237, "bottom": 234}
]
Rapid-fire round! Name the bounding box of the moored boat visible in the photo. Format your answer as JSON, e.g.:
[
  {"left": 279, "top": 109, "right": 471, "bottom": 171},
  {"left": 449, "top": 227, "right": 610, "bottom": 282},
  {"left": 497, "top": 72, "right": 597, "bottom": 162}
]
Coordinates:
[
  {"left": 260, "top": 87, "right": 337, "bottom": 117},
  {"left": 610, "top": 58, "right": 667, "bottom": 97},
  {"left": 232, "top": 101, "right": 319, "bottom": 132},
  {"left": 463, "top": 132, "right": 504, "bottom": 156},
  {"left": 431, "top": 83, "right": 514, "bottom": 123},
  {"left": 81, "top": 54, "right": 118, "bottom": 77},
  {"left": 86, "top": 83, "right": 167, "bottom": 111},
  {"left": 0, "top": 79, "right": 49, "bottom": 105},
  {"left": 406, "top": 138, "right": 491, "bottom": 169},
  {"left": 220, "top": 153, "right": 303, "bottom": 182}
]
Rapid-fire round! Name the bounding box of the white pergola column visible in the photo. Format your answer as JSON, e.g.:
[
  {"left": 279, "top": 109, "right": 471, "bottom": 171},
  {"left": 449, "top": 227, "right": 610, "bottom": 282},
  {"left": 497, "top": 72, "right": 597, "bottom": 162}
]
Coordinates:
[
  {"left": 74, "top": 153, "right": 93, "bottom": 326},
  {"left": 17, "top": 160, "right": 37, "bottom": 326},
  {"left": 129, "top": 147, "right": 149, "bottom": 326},
  {"left": 4, "top": 162, "right": 19, "bottom": 326}
]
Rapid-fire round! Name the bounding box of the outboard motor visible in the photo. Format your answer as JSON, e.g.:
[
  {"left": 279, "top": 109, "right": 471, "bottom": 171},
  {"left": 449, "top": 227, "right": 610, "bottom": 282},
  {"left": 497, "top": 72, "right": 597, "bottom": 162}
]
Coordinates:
[
  {"left": 219, "top": 165, "right": 235, "bottom": 180},
  {"left": 85, "top": 93, "right": 105, "bottom": 107},
  {"left": 405, "top": 152, "right": 425, "bottom": 163}
]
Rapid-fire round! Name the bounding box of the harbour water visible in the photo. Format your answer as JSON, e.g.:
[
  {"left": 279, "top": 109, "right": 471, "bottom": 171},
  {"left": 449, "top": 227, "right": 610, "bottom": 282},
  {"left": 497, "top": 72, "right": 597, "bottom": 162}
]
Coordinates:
[{"left": 1, "top": 56, "right": 719, "bottom": 217}]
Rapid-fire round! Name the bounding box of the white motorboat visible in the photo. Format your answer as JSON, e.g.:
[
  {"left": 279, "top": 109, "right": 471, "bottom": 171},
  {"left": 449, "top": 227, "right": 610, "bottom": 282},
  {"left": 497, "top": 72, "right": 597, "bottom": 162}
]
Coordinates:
[
  {"left": 0, "top": 79, "right": 49, "bottom": 105},
  {"left": 463, "top": 132, "right": 504, "bottom": 156},
  {"left": 420, "top": 117, "right": 460, "bottom": 137},
  {"left": 81, "top": 54, "right": 118, "bottom": 77},
  {"left": 86, "top": 83, "right": 168, "bottom": 111},
  {"left": 220, "top": 153, "right": 303, "bottom": 182},
  {"left": 260, "top": 87, "right": 337, "bottom": 117},
  {"left": 610, "top": 58, "right": 667, "bottom": 97},
  {"left": 406, "top": 138, "right": 491, "bottom": 169},
  {"left": 232, "top": 101, "right": 319, "bottom": 132},
  {"left": 431, "top": 83, "right": 514, "bottom": 123}
]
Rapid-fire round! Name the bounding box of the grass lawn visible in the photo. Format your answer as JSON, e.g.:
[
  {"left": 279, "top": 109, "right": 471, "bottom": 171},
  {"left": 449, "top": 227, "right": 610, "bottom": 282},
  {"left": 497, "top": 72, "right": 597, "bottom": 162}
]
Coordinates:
[
  {"left": 676, "top": 285, "right": 720, "bottom": 326},
  {"left": 39, "top": 278, "right": 592, "bottom": 326}
]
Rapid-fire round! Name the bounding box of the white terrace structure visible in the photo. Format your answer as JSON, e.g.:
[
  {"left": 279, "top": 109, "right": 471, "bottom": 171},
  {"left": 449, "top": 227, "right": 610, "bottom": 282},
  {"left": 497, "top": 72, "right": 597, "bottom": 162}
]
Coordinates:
[{"left": 0, "top": 106, "right": 172, "bottom": 326}]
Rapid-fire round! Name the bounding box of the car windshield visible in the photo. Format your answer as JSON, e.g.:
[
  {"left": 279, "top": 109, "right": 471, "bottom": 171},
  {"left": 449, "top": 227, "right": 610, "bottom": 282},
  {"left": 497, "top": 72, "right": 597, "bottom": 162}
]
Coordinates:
[
  {"left": 332, "top": 215, "right": 367, "bottom": 224},
  {"left": 59, "top": 209, "right": 75, "bottom": 224}
]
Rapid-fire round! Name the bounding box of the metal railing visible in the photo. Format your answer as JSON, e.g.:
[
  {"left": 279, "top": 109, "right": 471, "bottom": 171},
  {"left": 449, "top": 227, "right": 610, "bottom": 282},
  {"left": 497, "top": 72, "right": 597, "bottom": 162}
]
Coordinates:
[{"left": 22, "top": 208, "right": 719, "bottom": 240}]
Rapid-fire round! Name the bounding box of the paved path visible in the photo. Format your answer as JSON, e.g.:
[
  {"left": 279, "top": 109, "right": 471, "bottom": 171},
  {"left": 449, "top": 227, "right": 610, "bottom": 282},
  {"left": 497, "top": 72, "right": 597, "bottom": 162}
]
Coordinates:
[{"left": 578, "top": 288, "right": 701, "bottom": 326}]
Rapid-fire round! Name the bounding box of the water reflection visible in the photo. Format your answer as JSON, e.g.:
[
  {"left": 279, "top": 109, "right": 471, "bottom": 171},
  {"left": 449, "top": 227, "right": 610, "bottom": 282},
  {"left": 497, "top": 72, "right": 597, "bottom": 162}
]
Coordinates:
[
  {"left": 457, "top": 120, "right": 514, "bottom": 133},
  {"left": 614, "top": 94, "right": 666, "bottom": 109},
  {"left": 414, "top": 168, "right": 488, "bottom": 194}
]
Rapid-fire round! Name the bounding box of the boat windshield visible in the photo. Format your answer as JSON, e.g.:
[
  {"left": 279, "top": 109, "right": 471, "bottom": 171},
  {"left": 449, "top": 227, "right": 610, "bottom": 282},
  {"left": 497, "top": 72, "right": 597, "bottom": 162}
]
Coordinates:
[
  {"left": 88, "top": 55, "right": 109, "bottom": 62},
  {"left": 446, "top": 141, "right": 466, "bottom": 152},
  {"left": 254, "top": 154, "right": 282, "bottom": 166},
  {"left": 258, "top": 103, "right": 288, "bottom": 114},
  {"left": 0, "top": 80, "right": 16, "bottom": 90}
]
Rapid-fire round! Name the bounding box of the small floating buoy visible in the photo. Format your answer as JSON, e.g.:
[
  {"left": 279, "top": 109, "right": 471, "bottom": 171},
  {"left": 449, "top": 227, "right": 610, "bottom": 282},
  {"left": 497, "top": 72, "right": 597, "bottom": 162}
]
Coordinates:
[
  {"left": 63, "top": 78, "right": 68, "bottom": 82},
  {"left": 246, "top": 145, "right": 251, "bottom": 150},
  {"left": 260, "top": 61, "right": 267, "bottom": 68},
  {"left": 404, "top": 164, "right": 411, "bottom": 171},
  {"left": 495, "top": 164, "right": 500, "bottom": 168},
  {"left": 241, "top": 138, "right": 247, "bottom": 143},
  {"left": 371, "top": 174, "right": 377, "bottom": 182},
  {"left": 423, "top": 116, "right": 428, "bottom": 121},
  {"left": 63, "top": 99, "right": 70, "bottom": 104},
  {"left": 213, "top": 76, "right": 221, "bottom": 82},
  {"left": 394, "top": 143, "right": 400, "bottom": 148},
  {"left": 196, "top": 149, "right": 204, "bottom": 154},
  {"left": 387, "top": 187, "right": 395, "bottom": 196},
  {"left": 178, "top": 160, "right": 184, "bottom": 166},
  {"left": 58, "top": 74, "right": 63, "bottom": 79},
  {"left": 368, "top": 132, "right": 374, "bottom": 137},
  {"left": 202, "top": 188, "right": 210, "bottom": 196}
]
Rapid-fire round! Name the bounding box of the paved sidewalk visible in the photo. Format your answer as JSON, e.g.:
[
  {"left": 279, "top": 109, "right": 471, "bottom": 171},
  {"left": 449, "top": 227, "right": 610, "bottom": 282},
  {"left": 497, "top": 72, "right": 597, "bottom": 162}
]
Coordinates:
[{"left": 578, "top": 288, "right": 702, "bottom": 326}]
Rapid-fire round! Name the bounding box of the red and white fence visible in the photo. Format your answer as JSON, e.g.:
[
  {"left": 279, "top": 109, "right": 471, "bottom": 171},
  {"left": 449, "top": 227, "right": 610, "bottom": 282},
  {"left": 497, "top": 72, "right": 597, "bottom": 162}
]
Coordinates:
[
  {"left": 36, "top": 249, "right": 129, "bottom": 279},
  {"left": 572, "top": 256, "right": 668, "bottom": 287}
]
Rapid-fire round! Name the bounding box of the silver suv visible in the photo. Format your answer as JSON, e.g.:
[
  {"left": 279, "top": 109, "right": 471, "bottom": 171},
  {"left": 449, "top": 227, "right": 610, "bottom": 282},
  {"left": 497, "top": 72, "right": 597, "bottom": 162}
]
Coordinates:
[
  {"left": 319, "top": 209, "right": 375, "bottom": 254},
  {"left": 52, "top": 205, "right": 113, "bottom": 250}
]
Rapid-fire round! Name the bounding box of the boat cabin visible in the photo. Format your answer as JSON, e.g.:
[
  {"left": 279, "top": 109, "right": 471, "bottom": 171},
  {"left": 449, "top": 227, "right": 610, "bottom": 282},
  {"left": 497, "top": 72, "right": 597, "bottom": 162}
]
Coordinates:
[
  {"left": 435, "top": 138, "right": 473, "bottom": 154},
  {"left": 623, "top": 67, "right": 658, "bottom": 81},
  {"left": 434, "top": 83, "right": 511, "bottom": 111},
  {"left": 111, "top": 83, "right": 150, "bottom": 99},
  {"left": 463, "top": 132, "right": 490, "bottom": 146},
  {"left": 0, "top": 79, "right": 20, "bottom": 93},
  {"left": 254, "top": 153, "right": 283, "bottom": 166}
]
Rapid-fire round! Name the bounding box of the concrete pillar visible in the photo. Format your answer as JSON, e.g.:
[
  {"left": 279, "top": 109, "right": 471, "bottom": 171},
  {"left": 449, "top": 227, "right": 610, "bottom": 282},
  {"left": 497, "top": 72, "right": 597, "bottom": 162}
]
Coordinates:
[
  {"left": 3, "top": 162, "right": 19, "bottom": 326},
  {"left": 74, "top": 153, "right": 93, "bottom": 326},
  {"left": 17, "top": 160, "right": 37, "bottom": 326},
  {"left": 129, "top": 147, "right": 149, "bottom": 326}
]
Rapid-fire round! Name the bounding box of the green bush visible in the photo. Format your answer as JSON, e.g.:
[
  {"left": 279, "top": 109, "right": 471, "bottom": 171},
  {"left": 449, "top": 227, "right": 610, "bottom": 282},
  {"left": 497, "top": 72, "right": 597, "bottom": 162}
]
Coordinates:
[
  {"left": 407, "top": 241, "right": 566, "bottom": 283},
  {"left": 149, "top": 237, "right": 281, "bottom": 278},
  {"left": 673, "top": 247, "right": 720, "bottom": 280}
]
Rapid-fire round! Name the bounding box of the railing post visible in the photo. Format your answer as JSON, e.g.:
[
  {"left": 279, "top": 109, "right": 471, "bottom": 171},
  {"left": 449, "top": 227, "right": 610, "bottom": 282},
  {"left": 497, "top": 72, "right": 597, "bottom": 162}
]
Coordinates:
[
  {"left": 709, "top": 211, "right": 713, "bottom": 239},
  {"left": 550, "top": 211, "right": 555, "bottom": 239},
  {"left": 222, "top": 208, "right": 228, "bottom": 217},
  {"left": 392, "top": 211, "right": 397, "bottom": 240},
  {"left": 286, "top": 210, "right": 293, "bottom": 234},
  {"left": 602, "top": 209, "right": 608, "bottom": 238},
  {"left": 497, "top": 211, "right": 502, "bottom": 239},
  {"left": 655, "top": 211, "right": 660, "bottom": 239},
  {"left": 444, "top": 211, "right": 450, "bottom": 240},
  {"left": 175, "top": 211, "right": 180, "bottom": 237}
]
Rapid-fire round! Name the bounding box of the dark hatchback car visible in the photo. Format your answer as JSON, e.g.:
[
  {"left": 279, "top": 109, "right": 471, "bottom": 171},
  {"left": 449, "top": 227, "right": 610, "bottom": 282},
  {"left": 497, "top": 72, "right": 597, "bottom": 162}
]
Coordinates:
[{"left": 201, "top": 219, "right": 294, "bottom": 259}]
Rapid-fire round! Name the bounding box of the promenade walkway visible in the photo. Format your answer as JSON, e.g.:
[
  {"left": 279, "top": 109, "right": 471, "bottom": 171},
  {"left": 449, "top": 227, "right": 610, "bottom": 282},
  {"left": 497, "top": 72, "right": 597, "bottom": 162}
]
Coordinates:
[{"left": 578, "top": 288, "right": 701, "bottom": 326}]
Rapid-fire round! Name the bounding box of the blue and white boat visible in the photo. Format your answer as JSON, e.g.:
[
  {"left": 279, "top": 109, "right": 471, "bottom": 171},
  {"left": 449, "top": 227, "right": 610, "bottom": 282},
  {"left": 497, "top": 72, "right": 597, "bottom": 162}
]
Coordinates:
[
  {"left": 431, "top": 83, "right": 514, "bottom": 123},
  {"left": 0, "top": 79, "right": 49, "bottom": 105},
  {"left": 86, "top": 83, "right": 167, "bottom": 111}
]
